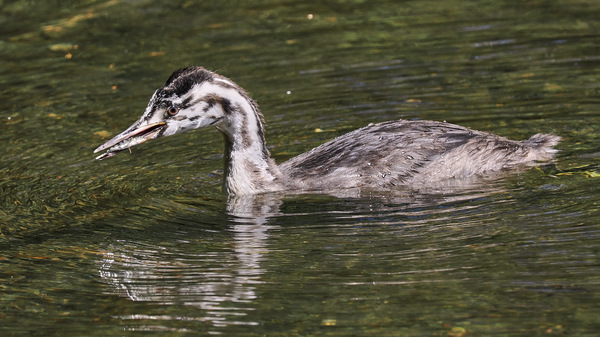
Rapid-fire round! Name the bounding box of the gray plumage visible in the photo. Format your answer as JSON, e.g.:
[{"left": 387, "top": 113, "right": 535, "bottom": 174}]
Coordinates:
[{"left": 280, "top": 120, "right": 560, "bottom": 190}]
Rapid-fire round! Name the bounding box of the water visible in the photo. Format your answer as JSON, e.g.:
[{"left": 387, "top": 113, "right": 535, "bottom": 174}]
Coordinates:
[{"left": 2, "top": 0, "right": 600, "bottom": 335}]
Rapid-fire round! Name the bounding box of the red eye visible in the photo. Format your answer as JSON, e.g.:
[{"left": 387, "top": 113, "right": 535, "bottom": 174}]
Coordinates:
[{"left": 167, "top": 106, "right": 179, "bottom": 116}]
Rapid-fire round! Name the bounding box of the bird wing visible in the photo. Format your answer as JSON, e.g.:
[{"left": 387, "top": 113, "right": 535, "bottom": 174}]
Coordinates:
[{"left": 278, "top": 120, "right": 479, "bottom": 189}]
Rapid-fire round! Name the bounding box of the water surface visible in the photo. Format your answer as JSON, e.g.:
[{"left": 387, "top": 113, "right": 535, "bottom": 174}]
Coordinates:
[{"left": 1, "top": 0, "right": 600, "bottom": 335}]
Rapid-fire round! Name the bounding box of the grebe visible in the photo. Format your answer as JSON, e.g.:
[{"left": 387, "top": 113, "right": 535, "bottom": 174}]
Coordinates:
[{"left": 94, "top": 66, "right": 560, "bottom": 195}]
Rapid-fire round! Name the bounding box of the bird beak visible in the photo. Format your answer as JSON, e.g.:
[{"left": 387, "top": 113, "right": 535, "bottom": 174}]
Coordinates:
[{"left": 93, "top": 122, "right": 166, "bottom": 160}]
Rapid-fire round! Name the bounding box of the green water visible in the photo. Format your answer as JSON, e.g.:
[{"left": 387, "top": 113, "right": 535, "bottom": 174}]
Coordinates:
[{"left": 2, "top": 0, "right": 600, "bottom": 335}]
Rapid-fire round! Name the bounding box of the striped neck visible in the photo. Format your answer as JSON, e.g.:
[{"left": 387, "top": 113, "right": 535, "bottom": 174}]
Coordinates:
[{"left": 210, "top": 80, "right": 283, "bottom": 195}]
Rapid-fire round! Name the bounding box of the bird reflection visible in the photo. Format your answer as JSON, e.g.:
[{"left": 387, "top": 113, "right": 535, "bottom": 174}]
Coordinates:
[
  {"left": 95, "top": 174, "right": 523, "bottom": 331},
  {"left": 96, "top": 195, "right": 281, "bottom": 329}
]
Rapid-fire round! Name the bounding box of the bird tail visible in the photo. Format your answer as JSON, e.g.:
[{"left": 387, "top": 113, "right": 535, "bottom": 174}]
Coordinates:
[{"left": 522, "top": 133, "right": 561, "bottom": 161}]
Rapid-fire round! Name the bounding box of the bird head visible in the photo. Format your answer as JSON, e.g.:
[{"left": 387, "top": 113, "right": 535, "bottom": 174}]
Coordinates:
[{"left": 94, "top": 66, "right": 235, "bottom": 160}]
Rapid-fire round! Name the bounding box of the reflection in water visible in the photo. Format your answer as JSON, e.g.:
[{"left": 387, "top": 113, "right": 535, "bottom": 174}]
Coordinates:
[
  {"left": 97, "top": 198, "right": 278, "bottom": 329},
  {"left": 95, "top": 175, "right": 529, "bottom": 332}
]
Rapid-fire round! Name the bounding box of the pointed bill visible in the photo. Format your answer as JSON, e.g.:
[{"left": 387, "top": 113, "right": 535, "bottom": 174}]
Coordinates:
[{"left": 94, "top": 122, "right": 166, "bottom": 160}]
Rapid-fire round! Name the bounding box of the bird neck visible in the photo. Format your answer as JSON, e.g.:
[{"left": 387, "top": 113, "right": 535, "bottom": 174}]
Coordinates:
[{"left": 214, "top": 89, "right": 283, "bottom": 195}]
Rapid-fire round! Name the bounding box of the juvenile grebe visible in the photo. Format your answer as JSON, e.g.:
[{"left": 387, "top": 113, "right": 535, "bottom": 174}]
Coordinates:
[{"left": 94, "top": 66, "right": 560, "bottom": 195}]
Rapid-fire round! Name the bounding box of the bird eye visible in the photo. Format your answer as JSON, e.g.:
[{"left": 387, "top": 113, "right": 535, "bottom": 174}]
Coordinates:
[{"left": 167, "top": 106, "right": 179, "bottom": 116}]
